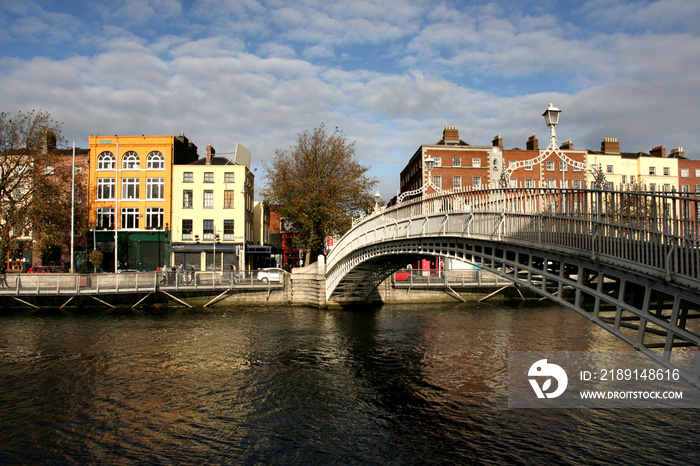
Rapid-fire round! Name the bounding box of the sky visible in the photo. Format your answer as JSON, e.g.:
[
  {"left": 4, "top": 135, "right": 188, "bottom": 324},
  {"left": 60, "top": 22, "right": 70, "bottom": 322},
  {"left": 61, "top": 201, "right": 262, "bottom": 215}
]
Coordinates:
[{"left": 1, "top": 0, "right": 699, "bottom": 200}]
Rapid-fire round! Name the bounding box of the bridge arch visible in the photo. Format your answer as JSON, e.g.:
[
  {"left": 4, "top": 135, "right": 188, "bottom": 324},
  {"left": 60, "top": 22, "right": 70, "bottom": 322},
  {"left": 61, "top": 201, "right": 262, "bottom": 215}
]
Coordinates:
[{"left": 326, "top": 188, "right": 700, "bottom": 384}]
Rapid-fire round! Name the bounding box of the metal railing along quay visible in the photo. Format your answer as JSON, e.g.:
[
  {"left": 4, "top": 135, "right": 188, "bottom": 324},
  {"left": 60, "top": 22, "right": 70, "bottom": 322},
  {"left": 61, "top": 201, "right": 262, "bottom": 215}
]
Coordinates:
[
  {"left": 392, "top": 268, "right": 512, "bottom": 288},
  {"left": 0, "top": 270, "right": 284, "bottom": 297}
]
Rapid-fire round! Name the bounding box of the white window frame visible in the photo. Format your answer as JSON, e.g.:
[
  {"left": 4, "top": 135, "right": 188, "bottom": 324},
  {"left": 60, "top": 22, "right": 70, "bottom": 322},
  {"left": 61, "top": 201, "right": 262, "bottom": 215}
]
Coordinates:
[
  {"left": 122, "top": 151, "right": 140, "bottom": 169},
  {"left": 146, "top": 178, "right": 164, "bottom": 200},
  {"left": 146, "top": 151, "right": 165, "bottom": 169},
  {"left": 146, "top": 207, "right": 163, "bottom": 229},
  {"left": 97, "top": 152, "right": 116, "bottom": 170},
  {"left": 121, "top": 207, "right": 139, "bottom": 229},
  {"left": 97, "top": 178, "right": 115, "bottom": 200},
  {"left": 122, "top": 178, "right": 140, "bottom": 199}
]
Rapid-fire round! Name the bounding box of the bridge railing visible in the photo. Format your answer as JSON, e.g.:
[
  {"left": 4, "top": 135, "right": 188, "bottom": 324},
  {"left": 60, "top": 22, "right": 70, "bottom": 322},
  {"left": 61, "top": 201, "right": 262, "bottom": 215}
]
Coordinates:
[
  {"left": 327, "top": 188, "right": 700, "bottom": 290},
  {"left": 0, "top": 270, "right": 285, "bottom": 296}
]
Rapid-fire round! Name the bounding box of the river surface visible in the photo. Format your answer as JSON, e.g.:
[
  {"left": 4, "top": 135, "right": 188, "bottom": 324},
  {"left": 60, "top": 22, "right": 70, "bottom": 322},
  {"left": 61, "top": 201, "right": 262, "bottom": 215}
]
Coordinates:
[{"left": 0, "top": 301, "right": 698, "bottom": 464}]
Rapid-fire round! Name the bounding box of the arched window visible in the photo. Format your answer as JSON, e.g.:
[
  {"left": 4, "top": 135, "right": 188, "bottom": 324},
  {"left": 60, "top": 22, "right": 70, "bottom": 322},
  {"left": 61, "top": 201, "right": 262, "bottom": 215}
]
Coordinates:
[
  {"left": 147, "top": 151, "right": 165, "bottom": 169},
  {"left": 97, "top": 152, "right": 116, "bottom": 170},
  {"left": 122, "top": 151, "right": 140, "bottom": 169}
]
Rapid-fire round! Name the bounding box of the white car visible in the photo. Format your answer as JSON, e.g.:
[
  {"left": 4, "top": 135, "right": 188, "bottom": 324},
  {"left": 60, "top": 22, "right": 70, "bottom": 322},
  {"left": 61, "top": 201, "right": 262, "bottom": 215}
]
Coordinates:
[{"left": 257, "top": 268, "right": 285, "bottom": 283}]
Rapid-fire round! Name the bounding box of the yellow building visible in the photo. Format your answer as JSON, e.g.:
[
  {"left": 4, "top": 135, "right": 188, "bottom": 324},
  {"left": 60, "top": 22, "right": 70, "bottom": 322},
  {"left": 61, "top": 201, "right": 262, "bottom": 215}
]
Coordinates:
[
  {"left": 587, "top": 140, "right": 679, "bottom": 192},
  {"left": 171, "top": 144, "right": 258, "bottom": 271},
  {"left": 88, "top": 134, "right": 198, "bottom": 271}
]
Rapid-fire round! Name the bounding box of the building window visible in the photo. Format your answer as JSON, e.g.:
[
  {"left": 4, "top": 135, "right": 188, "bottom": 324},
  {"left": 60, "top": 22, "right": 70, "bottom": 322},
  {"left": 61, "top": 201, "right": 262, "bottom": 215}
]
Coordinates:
[
  {"left": 183, "top": 190, "right": 193, "bottom": 208},
  {"left": 681, "top": 168, "right": 689, "bottom": 177},
  {"left": 664, "top": 167, "right": 670, "bottom": 176},
  {"left": 472, "top": 158, "right": 481, "bottom": 168},
  {"left": 183, "top": 172, "right": 193, "bottom": 183},
  {"left": 224, "top": 172, "right": 235, "bottom": 183},
  {"left": 452, "top": 158, "right": 461, "bottom": 167},
  {"left": 560, "top": 162, "right": 568, "bottom": 172},
  {"left": 96, "top": 178, "right": 115, "bottom": 200},
  {"left": 622, "top": 175, "right": 627, "bottom": 185},
  {"left": 572, "top": 180, "right": 582, "bottom": 189},
  {"left": 204, "top": 172, "right": 214, "bottom": 183},
  {"left": 224, "top": 190, "right": 234, "bottom": 208},
  {"left": 433, "top": 157, "right": 441, "bottom": 167},
  {"left": 606, "top": 165, "right": 613, "bottom": 174},
  {"left": 122, "top": 151, "right": 140, "bottom": 169},
  {"left": 203, "top": 219, "right": 214, "bottom": 240},
  {"left": 433, "top": 176, "right": 441, "bottom": 188},
  {"left": 182, "top": 219, "right": 193, "bottom": 240},
  {"left": 96, "top": 208, "right": 114, "bottom": 229},
  {"left": 472, "top": 176, "right": 481, "bottom": 188},
  {"left": 121, "top": 207, "right": 139, "bottom": 229},
  {"left": 493, "top": 158, "right": 499, "bottom": 170},
  {"left": 663, "top": 184, "right": 671, "bottom": 192},
  {"left": 146, "top": 151, "right": 165, "bottom": 169},
  {"left": 223, "top": 219, "right": 234, "bottom": 241},
  {"left": 203, "top": 190, "right": 214, "bottom": 208},
  {"left": 696, "top": 169, "right": 700, "bottom": 178},
  {"left": 97, "top": 152, "right": 115, "bottom": 170},
  {"left": 546, "top": 161, "right": 555, "bottom": 171},
  {"left": 650, "top": 183, "right": 656, "bottom": 191},
  {"left": 524, "top": 162, "right": 533, "bottom": 171},
  {"left": 631, "top": 175, "right": 636, "bottom": 184},
  {"left": 525, "top": 178, "right": 534, "bottom": 188},
  {"left": 547, "top": 179, "right": 557, "bottom": 188},
  {"left": 146, "top": 178, "right": 164, "bottom": 199},
  {"left": 453, "top": 176, "right": 461, "bottom": 190},
  {"left": 649, "top": 167, "right": 656, "bottom": 176},
  {"left": 146, "top": 207, "right": 163, "bottom": 229},
  {"left": 122, "top": 178, "right": 140, "bottom": 199},
  {"left": 682, "top": 185, "right": 690, "bottom": 193}
]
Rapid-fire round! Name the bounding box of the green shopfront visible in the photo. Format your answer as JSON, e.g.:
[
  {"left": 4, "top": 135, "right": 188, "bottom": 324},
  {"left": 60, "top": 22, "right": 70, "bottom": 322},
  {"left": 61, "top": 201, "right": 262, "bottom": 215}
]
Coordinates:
[{"left": 91, "top": 230, "right": 170, "bottom": 272}]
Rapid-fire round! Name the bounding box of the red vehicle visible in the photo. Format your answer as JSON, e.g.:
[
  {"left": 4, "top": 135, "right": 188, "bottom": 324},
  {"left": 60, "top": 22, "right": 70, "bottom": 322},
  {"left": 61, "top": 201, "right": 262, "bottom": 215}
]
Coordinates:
[{"left": 27, "top": 266, "right": 58, "bottom": 273}]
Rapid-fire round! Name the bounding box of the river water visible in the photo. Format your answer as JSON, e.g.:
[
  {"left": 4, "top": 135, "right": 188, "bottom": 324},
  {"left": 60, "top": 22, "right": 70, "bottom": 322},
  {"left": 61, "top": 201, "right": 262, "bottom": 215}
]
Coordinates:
[{"left": 0, "top": 301, "right": 698, "bottom": 464}]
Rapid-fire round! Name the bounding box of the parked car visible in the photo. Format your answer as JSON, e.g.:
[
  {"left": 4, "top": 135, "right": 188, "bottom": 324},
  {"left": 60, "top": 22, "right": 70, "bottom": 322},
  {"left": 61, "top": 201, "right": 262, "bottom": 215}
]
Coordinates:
[
  {"left": 27, "top": 266, "right": 58, "bottom": 273},
  {"left": 257, "top": 268, "right": 285, "bottom": 284}
]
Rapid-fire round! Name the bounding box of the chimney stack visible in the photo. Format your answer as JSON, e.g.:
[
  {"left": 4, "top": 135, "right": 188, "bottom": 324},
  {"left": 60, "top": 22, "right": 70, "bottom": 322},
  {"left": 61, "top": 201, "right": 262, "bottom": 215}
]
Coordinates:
[
  {"left": 560, "top": 140, "right": 574, "bottom": 150},
  {"left": 492, "top": 134, "right": 503, "bottom": 151},
  {"left": 669, "top": 147, "right": 685, "bottom": 158},
  {"left": 206, "top": 144, "right": 215, "bottom": 164},
  {"left": 526, "top": 135, "right": 538, "bottom": 151},
  {"left": 443, "top": 126, "right": 459, "bottom": 144},
  {"left": 601, "top": 138, "right": 620, "bottom": 153},
  {"left": 650, "top": 145, "right": 666, "bottom": 158}
]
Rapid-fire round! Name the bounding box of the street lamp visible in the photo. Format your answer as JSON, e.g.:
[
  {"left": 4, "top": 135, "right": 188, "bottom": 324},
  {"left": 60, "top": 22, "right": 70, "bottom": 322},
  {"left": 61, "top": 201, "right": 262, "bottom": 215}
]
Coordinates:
[
  {"left": 542, "top": 102, "right": 561, "bottom": 128},
  {"left": 374, "top": 191, "right": 381, "bottom": 211}
]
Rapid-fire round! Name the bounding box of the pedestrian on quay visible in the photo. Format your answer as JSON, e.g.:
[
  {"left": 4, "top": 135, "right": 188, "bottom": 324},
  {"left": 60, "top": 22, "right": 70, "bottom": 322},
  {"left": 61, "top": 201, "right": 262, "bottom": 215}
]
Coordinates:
[
  {"left": 230, "top": 263, "right": 237, "bottom": 285},
  {"left": 177, "top": 263, "right": 184, "bottom": 285},
  {"left": 190, "top": 265, "right": 196, "bottom": 285},
  {"left": 0, "top": 265, "right": 7, "bottom": 288}
]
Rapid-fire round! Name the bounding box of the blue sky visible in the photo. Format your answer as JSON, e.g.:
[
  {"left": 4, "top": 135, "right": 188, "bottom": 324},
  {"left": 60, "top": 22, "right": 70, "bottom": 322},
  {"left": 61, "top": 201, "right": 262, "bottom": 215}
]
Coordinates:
[{"left": 1, "top": 0, "right": 699, "bottom": 199}]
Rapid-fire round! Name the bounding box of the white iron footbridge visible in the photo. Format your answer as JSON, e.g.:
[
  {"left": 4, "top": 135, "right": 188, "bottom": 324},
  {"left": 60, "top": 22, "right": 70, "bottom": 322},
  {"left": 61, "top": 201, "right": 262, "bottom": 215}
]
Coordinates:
[{"left": 326, "top": 187, "right": 700, "bottom": 383}]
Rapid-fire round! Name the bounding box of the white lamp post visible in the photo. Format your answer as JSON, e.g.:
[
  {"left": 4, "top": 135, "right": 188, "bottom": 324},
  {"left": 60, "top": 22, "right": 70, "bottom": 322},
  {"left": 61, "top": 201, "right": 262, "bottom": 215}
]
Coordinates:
[{"left": 374, "top": 191, "right": 381, "bottom": 211}]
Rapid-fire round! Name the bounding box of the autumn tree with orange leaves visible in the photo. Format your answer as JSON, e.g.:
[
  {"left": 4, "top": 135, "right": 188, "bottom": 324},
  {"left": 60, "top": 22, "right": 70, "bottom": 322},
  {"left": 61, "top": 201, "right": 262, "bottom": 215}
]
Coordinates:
[{"left": 262, "top": 124, "right": 377, "bottom": 265}]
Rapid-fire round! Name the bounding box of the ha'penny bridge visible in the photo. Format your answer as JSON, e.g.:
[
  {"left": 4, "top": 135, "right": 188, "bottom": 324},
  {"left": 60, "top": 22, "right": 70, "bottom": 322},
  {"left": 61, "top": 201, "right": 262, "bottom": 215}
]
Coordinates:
[
  {"left": 325, "top": 187, "right": 700, "bottom": 385},
  {"left": 2, "top": 187, "right": 700, "bottom": 385}
]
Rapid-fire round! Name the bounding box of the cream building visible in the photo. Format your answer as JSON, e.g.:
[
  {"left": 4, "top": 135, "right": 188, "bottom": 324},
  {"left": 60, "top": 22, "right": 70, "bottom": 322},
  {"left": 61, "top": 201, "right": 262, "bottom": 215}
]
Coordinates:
[{"left": 171, "top": 144, "right": 255, "bottom": 271}]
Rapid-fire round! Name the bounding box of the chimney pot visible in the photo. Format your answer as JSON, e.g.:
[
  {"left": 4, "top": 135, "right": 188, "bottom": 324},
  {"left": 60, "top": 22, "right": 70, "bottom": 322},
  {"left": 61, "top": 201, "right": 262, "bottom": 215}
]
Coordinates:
[
  {"left": 560, "top": 140, "right": 574, "bottom": 150},
  {"left": 206, "top": 144, "right": 215, "bottom": 164},
  {"left": 601, "top": 137, "right": 620, "bottom": 153},
  {"left": 492, "top": 134, "right": 503, "bottom": 150},
  {"left": 526, "top": 135, "right": 538, "bottom": 151},
  {"left": 650, "top": 145, "right": 666, "bottom": 158},
  {"left": 443, "top": 126, "right": 459, "bottom": 144}
]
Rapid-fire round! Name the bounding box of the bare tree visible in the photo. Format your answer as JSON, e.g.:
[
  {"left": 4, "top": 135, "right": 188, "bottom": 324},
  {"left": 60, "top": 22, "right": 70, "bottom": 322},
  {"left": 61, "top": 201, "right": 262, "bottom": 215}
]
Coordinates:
[
  {"left": 262, "top": 124, "right": 377, "bottom": 264},
  {"left": 0, "top": 110, "right": 83, "bottom": 268}
]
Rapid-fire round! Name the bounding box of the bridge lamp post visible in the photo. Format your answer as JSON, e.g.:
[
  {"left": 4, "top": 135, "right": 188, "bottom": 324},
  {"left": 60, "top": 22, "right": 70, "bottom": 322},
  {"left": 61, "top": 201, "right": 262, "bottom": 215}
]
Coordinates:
[{"left": 374, "top": 191, "right": 381, "bottom": 212}]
